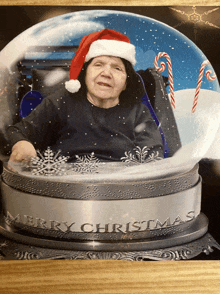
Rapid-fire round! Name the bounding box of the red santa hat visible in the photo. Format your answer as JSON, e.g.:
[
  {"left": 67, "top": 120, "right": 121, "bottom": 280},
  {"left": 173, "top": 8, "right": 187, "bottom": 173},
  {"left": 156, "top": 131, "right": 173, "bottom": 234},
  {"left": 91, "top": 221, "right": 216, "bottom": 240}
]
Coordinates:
[{"left": 65, "top": 29, "right": 136, "bottom": 93}]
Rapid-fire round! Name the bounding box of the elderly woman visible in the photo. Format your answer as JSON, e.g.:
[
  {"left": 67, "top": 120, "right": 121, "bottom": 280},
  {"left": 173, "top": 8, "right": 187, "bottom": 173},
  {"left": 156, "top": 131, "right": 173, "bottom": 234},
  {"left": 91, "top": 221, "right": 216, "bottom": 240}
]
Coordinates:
[{"left": 7, "top": 29, "right": 164, "bottom": 163}]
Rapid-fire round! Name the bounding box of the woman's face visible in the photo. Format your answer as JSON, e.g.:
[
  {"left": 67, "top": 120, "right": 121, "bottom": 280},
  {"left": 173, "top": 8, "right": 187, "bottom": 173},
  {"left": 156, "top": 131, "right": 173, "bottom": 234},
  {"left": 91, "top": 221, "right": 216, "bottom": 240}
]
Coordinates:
[{"left": 85, "top": 56, "right": 127, "bottom": 107}]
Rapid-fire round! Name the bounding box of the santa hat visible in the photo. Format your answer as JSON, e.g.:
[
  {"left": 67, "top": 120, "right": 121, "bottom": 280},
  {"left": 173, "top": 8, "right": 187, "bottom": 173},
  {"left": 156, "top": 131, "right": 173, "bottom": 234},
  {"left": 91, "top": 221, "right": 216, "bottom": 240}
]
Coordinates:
[{"left": 65, "top": 29, "right": 136, "bottom": 93}]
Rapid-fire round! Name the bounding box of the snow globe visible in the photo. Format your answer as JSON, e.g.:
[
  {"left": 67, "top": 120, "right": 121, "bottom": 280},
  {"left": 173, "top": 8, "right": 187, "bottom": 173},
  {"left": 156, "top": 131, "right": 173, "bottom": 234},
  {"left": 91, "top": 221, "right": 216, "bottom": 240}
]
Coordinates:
[{"left": 0, "top": 10, "right": 220, "bottom": 260}]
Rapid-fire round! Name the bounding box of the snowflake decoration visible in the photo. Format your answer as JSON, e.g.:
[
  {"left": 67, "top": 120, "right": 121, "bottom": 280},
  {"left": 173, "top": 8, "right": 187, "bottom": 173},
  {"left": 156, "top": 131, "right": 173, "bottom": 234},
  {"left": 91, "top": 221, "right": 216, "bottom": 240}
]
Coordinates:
[
  {"left": 72, "top": 152, "right": 100, "bottom": 174},
  {"left": 121, "top": 146, "right": 163, "bottom": 164},
  {"left": 170, "top": 6, "right": 220, "bottom": 29},
  {"left": 29, "top": 147, "right": 69, "bottom": 176}
]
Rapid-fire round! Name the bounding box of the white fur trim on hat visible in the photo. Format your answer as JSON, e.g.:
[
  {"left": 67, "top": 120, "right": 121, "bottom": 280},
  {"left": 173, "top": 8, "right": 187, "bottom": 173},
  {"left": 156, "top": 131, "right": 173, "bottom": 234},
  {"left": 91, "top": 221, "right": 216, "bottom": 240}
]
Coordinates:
[
  {"left": 85, "top": 39, "right": 136, "bottom": 65},
  {"left": 65, "top": 79, "right": 81, "bottom": 93}
]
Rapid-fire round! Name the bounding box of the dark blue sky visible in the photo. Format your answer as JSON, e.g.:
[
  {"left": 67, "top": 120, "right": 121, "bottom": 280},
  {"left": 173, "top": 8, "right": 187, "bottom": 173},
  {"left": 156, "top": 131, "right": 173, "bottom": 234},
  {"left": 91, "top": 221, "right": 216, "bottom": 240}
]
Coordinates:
[{"left": 25, "top": 9, "right": 219, "bottom": 93}]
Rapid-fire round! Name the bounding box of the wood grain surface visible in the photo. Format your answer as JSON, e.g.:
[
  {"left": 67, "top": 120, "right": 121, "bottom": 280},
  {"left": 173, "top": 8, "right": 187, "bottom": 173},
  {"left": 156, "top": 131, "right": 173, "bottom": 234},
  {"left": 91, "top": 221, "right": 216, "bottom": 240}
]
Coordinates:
[
  {"left": 0, "top": 0, "right": 220, "bottom": 5},
  {"left": 0, "top": 260, "right": 220, "bottom": 294}
]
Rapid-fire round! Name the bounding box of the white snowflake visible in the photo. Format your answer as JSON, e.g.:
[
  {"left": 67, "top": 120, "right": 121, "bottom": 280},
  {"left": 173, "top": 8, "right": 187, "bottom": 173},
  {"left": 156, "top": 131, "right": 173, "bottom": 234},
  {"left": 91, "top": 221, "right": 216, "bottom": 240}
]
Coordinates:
[
  {"left": 121, "top": 146, "right": 163, "bottom": 164},
  {"left": 72, "top": 152, "right": 100, "bottom": 174},
  {"left": 29, "top": 147, "right": 69, "bottom": 176}
]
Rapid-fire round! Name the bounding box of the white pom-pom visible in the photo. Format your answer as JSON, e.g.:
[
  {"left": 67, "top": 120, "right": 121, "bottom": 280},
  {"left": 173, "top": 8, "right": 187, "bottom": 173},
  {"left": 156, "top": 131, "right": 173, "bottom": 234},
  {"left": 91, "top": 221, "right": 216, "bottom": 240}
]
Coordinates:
[{"left": 65, "top": 79, "right": 81, "bottom": 93}]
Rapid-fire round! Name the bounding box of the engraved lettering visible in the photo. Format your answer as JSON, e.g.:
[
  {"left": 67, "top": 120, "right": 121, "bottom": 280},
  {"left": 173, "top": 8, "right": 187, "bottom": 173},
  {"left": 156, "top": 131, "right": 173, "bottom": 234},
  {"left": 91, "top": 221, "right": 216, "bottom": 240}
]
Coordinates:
[
  {"left": 131, "top": 221, "right": 141, "bottom": 232},
  {"left": 155, "top": 218, "right": 171, "bottom": 229},
  {"left": 172, "top": 215, "right": 184, "bottom": 226},
  {"left": 142, "top": 220, "right": 155, "bottom": 230},
  {"left": 5, "top": 211, "right": 21, "bottom": 225},
  {"left": 125, "top": 222, "right": 131, "bottom": 233},
  {"left": 36, "top": 218, "right": 47, "bottom": 229},
  {"left": 186, "top": 211, "right": 195, "bottom": 221},
  {"left": 5, "top": 210, "right": 197, "bottom": 234},
  {"left": 24, "top": 215, "right": 35, "bottom": 227},
  {"left": 62, "top": 222, "right": 75, "bottom": 233},
  {"left": 112, "top": 224, "right": 124, "bottom": 233},
  {"left": 81, "top": 223, "right": 94, "bottom": 233},
  {"left": 96, "top": 223, "right": 109, "bottom": 233},
  {"left": 50, "top": 220, "right": 65, "bottom": 232}
]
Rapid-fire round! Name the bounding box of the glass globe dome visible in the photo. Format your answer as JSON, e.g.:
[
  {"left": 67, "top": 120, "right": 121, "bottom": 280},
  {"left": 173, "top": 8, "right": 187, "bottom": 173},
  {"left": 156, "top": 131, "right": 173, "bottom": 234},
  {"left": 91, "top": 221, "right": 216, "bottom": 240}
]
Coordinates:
[{"left": 1, "top": 9, "right": 220, "bottom": 180}]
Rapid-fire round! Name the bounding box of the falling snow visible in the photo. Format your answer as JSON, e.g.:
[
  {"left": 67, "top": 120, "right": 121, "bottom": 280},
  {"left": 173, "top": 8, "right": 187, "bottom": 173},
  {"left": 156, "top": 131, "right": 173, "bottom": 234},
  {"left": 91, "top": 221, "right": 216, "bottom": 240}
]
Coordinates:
[{"left": 1, "top": 9, "right": 220, "bottom": 165}]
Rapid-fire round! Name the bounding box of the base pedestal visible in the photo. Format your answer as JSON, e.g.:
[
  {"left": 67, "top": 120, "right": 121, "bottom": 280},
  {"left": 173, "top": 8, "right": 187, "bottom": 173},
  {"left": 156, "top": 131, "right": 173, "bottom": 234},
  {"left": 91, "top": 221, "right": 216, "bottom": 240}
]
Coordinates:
[
  {"left": 0, "top": 211, "right": 220, "bottom": 260},
  {"left": 0, "top": 233, "right": 220, "bottom": 261},
  {"left": 1, "top": 164, "right": 220, "bottom": 260}
]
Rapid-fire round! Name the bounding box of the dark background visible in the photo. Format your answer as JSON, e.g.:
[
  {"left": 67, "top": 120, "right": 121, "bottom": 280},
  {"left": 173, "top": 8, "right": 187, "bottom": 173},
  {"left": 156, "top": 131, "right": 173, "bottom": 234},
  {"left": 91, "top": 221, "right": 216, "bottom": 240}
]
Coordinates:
[{"left": 0, "top": 5, "right": 220, "bottom": 260}]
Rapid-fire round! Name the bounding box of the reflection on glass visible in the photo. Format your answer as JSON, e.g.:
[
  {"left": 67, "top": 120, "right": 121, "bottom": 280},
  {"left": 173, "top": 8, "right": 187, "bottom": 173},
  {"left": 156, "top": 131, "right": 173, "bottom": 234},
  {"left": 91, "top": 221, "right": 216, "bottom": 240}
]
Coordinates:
[{"left": 0, "top": 10, "right": 219, "bottom": 181}]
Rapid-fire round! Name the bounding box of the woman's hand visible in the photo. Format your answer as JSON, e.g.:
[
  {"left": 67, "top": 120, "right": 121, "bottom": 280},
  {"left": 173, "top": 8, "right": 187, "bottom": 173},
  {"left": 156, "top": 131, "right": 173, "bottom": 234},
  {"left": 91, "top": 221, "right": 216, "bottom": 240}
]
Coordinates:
[{"left": 8, "top": 140, "right": 37, "bottom": 163}]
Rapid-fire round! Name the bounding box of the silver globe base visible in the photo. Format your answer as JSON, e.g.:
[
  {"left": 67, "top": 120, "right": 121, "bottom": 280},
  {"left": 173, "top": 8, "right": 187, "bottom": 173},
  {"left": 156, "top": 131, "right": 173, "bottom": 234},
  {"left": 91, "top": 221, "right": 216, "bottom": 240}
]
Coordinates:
[
  {"left": 0, "top": 233, "right": 219, "bottom": 261},
  {"left": 0, "top": 214, "right": 219, "bottom": 261}
]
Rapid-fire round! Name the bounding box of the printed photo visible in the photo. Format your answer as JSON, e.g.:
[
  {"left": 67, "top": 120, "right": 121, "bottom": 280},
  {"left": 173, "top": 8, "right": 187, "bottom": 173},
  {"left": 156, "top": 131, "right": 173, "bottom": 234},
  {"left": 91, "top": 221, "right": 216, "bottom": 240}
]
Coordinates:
[{"left": 0, "top": 6, "right": 220, "bottom": 260}]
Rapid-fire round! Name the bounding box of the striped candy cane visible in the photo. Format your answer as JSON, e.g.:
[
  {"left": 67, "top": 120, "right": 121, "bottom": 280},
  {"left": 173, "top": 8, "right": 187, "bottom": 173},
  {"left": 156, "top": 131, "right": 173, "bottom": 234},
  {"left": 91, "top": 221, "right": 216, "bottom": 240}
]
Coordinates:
[
  {"left": 192, "top": 60, "right": 216, "bottom": 113},
  {"left": 154, "top": 52, "right": 175, "bottom": 109}
]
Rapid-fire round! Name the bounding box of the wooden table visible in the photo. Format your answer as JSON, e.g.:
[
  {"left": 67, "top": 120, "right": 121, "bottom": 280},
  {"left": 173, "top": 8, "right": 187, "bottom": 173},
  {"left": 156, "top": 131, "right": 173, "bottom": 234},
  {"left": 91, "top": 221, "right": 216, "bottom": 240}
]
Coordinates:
[{"left": 0, "top": 260, "right": 220, "bottom": 294}]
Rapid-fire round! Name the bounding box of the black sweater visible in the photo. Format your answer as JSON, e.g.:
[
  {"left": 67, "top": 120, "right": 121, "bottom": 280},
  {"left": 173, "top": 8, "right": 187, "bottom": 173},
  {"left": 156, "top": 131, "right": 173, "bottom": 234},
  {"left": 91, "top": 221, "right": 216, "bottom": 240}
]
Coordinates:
[{"left": 7, "top": 89, "right": 164, "bottom": 162}]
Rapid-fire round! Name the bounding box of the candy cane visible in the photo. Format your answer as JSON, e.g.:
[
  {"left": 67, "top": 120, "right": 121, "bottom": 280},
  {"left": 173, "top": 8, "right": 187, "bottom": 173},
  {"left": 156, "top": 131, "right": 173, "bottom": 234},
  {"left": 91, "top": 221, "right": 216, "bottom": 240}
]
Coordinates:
[
  {"left": 192, "top": 60, "right": 217, "bottom": 113},
  {"left": 154, "top": 52, "right": 175, "bottom": 109}
]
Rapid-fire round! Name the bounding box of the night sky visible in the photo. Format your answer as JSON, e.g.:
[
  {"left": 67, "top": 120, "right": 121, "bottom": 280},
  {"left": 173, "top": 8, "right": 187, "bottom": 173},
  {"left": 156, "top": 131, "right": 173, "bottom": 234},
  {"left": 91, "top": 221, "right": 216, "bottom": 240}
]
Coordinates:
[{"left": 0, "top": 6, "right": 219, "bottom": 84}]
